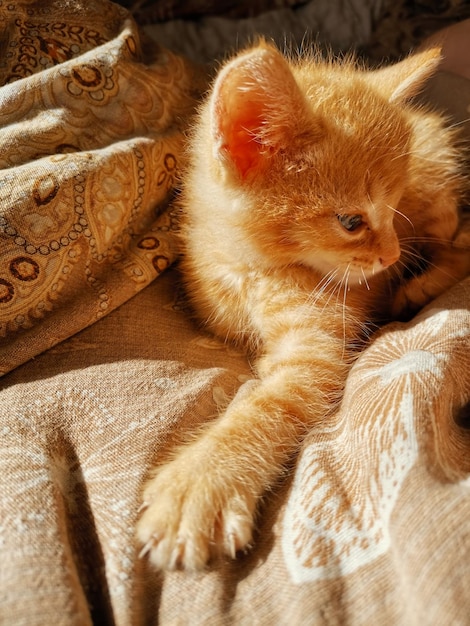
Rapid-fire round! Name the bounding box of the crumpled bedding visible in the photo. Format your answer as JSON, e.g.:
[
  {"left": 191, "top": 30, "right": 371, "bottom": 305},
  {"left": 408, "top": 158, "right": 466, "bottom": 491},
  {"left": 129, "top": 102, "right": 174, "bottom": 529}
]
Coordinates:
[
  {"left": 1, "top": 1, "right": 470, "bottom": 625},
  {"left": 0, "top": 0, "right": 200, "bottom": 375}
]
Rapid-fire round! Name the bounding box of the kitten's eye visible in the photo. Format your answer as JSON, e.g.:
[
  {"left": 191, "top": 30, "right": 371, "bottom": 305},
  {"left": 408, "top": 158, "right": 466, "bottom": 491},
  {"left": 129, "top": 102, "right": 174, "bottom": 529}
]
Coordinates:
[{"left": 337, "top": 214, "right": 363, "bottom": 232}]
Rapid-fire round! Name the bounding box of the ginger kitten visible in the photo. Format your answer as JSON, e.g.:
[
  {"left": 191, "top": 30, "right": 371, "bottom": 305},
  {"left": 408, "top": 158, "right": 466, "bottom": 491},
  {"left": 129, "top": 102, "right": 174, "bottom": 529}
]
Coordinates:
[{"left": 137, "top": 42, "right": 470, "bottom": 570}]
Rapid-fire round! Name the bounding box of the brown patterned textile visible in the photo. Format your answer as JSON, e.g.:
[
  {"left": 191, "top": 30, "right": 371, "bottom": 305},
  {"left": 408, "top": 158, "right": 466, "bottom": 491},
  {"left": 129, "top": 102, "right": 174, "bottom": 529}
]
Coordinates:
[
  {"left": 0, "top": 0, "right": 199, "bottom": 375},
  {"left": 1, "top": 2, "right": 470, "bottom": 626}
]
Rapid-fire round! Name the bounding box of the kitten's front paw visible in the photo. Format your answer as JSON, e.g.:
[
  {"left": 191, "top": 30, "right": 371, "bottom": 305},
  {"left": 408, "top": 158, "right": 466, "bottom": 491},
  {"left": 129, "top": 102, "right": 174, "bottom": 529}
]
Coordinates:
[
  {"left": 391, "top": 282, "right": 425, "bottom": 320},
  {"left": 136, "top": 461, "right": 256, "bottom": 571}
]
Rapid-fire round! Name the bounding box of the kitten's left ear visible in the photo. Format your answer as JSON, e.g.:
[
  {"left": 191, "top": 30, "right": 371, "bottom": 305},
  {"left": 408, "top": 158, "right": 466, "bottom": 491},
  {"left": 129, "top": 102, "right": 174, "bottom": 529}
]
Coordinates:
[{"left": 373, "top": 46, "right": 442, "bottom": 103}]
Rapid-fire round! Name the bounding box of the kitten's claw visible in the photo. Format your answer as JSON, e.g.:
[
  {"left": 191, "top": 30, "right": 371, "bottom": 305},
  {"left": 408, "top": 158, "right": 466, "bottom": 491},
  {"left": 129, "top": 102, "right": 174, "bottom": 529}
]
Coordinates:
[
  {"left": 169, "top": 540, "right": 185, "bottom": 570},
  {"left": 136, "top": 463, "right": 256, "bottom": 571},
  {"left": 138, "top": 536, "right": 157, "bottom": 559},
  {"left": 226, "top": 532, "right": 238, "bottom": 560},
  {"left": 137, "top": 501, "right": 149, "bottom": 514}
]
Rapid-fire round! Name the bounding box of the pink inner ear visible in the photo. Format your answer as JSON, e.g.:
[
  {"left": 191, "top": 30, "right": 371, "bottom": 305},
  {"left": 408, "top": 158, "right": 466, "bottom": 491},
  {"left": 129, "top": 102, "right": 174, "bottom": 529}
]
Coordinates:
[
  {"left": 219, "top": 101, "right": 267, "bottom": 178},
  {"left": 212, "top": 50, "right": 278, "bottom": 179},
  {"left": 212, "top": 43, "right": 308, "bottom": 179}
]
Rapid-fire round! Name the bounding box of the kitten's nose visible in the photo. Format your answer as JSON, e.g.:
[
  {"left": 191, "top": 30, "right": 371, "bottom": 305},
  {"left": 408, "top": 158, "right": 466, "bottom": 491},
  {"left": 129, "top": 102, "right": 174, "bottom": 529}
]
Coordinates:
[{"left": 379, "top": 250, "right": 400, "bottom": 268}]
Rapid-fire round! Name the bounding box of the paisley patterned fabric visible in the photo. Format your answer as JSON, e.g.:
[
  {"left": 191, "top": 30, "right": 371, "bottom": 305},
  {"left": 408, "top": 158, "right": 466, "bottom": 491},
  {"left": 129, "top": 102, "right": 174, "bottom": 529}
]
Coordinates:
[
  {"left": 1, "top": 1, "right": 470, "bottom": 625},
  {"left": 0, "top": 0, "right": 199, "bottom": 375}
]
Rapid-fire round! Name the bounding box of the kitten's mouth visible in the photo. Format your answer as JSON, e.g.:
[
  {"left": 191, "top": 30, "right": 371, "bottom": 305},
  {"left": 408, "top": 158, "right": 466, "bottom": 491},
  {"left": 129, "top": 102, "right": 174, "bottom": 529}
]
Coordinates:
[
  {"left": 347, "top": 251, "right": 400, "bottom": 284},
  {"left": 346, "top": 270, "right": 375, "bottom": 287},
  {"left": 346, "top": 261, "right": 392, "bottom": 285},
  {"left": 302, "top": 254, "right": 398, "bottom": 286}
]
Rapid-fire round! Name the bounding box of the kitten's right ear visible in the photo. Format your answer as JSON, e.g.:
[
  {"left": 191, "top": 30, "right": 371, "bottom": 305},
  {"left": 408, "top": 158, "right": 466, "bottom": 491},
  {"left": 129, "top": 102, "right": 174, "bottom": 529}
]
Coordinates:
[
  {"left": 210, "top": 42, "right": 311, "bottom": 180},
  {"left": 373, "top": 46, "right": 442, "bottom": 103}
]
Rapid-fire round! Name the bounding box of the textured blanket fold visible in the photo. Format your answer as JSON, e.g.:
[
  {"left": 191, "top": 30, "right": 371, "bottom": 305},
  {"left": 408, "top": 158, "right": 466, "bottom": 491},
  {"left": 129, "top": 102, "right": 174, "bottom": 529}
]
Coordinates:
[{"left": 0, "top": 0, "right": 197, "bottom": 375}]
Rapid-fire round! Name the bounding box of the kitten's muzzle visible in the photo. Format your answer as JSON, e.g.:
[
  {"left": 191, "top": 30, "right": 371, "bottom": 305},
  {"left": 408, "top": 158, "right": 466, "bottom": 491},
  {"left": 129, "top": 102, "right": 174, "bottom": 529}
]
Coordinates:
[{"left": 379, "top": 250, "right": 400, "bottom": 268}]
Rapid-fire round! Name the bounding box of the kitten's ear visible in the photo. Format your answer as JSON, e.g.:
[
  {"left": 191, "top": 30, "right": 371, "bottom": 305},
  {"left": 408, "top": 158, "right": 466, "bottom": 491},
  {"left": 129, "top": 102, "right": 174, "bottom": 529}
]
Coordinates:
[
  {"left": 210, "top": 42, "right": 311, "bottom": 179},
  {"left": 373, "top": 47, "right": 442, "bottom": 103}
]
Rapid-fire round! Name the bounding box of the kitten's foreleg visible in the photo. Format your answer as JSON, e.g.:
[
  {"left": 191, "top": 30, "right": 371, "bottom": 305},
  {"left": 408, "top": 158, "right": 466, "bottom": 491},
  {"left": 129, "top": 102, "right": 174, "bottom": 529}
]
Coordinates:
[
  {"left": 392, "top": 226, "right": 470, "bottom": 318},
  {"left": 136, "top": 334, "right": 347, "bottom": 571}
]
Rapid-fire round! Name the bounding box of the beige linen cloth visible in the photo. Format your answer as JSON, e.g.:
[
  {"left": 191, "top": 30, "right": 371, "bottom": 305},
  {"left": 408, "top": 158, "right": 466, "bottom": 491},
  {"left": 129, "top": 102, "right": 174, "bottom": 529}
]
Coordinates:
[{"left": 0, "top": 1, "right": 470, "bottom": 625}]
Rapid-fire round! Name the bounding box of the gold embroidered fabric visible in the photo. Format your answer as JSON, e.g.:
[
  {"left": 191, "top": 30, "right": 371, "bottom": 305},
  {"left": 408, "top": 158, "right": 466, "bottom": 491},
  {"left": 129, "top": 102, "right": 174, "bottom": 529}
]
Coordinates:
[
  {"left": 1, "top": 2, "right": 469, "bottom": 625},
  {"left": 0, "top": 0, "right": 197, "bottom": 375}
]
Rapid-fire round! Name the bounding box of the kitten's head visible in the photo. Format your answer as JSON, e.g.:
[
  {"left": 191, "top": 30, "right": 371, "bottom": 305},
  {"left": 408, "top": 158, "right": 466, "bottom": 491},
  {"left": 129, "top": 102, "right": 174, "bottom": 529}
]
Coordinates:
[{"left": 205, "top": 41, "right": 441, "bottom": 284}]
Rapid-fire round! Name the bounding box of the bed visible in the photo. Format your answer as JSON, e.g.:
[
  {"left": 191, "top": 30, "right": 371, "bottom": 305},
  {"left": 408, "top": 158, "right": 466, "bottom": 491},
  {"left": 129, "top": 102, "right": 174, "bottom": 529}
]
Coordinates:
[{"left": 1, "top": 1, "right": 469, "bottom": 624}]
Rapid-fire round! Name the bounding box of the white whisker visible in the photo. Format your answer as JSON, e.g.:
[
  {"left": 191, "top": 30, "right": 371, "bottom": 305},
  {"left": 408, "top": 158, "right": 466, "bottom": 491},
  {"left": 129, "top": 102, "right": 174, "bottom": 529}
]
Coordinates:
[
  {"left": 360, "top": 266, "right": 371, "bottom": 290},
  {"left": 340, "top": 264, "right": 351, "bottom": 358},
  {"left": 400, "top": 234, "right": 470, "bottom": 249},
  {"left": 385, "top": 203, "right": 415, "bottom": 233},
  {"left": 447, "top": 117, "right": 470, "bottom": 130}
]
